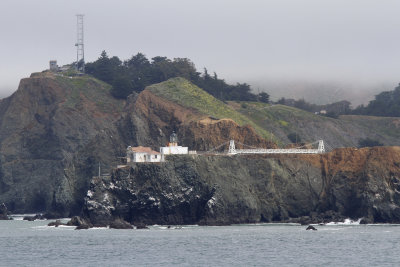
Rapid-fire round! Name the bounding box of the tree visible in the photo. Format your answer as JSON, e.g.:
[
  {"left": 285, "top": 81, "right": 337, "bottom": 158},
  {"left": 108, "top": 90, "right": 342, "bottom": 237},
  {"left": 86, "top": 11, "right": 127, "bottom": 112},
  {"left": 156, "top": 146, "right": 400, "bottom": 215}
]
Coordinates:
[
  {"left": 358, "top": 138, "right": 383, "bottom": 148},
  {"left": 353, "top": 84, "right": 400, "bottom": 117},
  {"left": 287, "top": 133, "right": 301, "bottom": 143},
  {"left": 258, "top": 92, "right": 269, "bottom": 103},
  {"left": 84, "top": 51, "right": 266, "bottom": 101}
]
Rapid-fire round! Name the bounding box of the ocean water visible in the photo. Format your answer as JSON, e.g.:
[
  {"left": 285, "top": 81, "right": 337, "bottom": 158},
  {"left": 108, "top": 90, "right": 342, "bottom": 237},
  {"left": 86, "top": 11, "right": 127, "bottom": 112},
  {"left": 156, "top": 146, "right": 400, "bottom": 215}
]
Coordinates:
[{"left": 1, "top": 217, "right": 399, "bottom": 266}]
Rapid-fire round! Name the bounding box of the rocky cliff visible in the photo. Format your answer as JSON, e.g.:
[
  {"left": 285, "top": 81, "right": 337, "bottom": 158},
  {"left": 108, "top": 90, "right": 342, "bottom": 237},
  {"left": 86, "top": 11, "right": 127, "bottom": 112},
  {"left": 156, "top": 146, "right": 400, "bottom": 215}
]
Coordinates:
[
  {"left": 0, "top": 72, "right": 127, "bottom": 214},
  {"left": 0, "top": 73, "right": 399, "bottom": 219},
  {"left": 83, "top": 146, "right": 400, "bottom": 226},
  {"left": 0, "top": 74, "right": 270, "bottom": 215}
]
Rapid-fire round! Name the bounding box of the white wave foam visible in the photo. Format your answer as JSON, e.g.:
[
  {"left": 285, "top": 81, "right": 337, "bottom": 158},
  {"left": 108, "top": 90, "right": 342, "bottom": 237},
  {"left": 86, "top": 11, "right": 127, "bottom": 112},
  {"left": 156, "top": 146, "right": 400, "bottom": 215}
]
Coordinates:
[
  {"left": 325, "top": 218, "right": 361, "bottom": 225},
  {"left": 9, "top": 214, "right": 37, "bottom": 220}
]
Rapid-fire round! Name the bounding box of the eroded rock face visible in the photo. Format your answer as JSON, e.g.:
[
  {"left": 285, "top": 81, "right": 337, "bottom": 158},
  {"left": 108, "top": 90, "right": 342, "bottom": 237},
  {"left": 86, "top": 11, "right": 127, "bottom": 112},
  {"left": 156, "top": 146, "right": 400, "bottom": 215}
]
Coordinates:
[
  {"left": 0, "top": 73, "right": 126, "bottom": 216},
  {"left": 82, "top": 147, "right": 400, "bottom": 226}
]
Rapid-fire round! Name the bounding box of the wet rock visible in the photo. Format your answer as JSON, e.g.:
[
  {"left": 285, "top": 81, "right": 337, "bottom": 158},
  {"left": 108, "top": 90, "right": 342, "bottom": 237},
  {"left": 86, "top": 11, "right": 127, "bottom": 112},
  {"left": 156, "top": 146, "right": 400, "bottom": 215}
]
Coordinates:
[
  {"left": 359, "top": 218, "right": 372, "bottom": 224},
  {"left": 23, "top": 216, "right": 36, "bottom": 221},
  {"left": 23, "top": 214, "right": 46, "bottom": 221},
  {"left": 75, "top": 224, "right": 90, "bottom": 230},
  {"left": 134, "top": 223, "right": 149, "bottom": 229},
  {"left": 109, "top": 219, "right": 133, "bottom": 229},
  {"left": 67, "top": 216, "right": 93, "bottom": 229},
  {"left": 0, "top": 203, "right": 11, "bottom": 220},
  {"left": 67, "top": 216, "right": 89, "bottom": 227},
  {"left": 306, "top": 225, "right": 317, "bottom": 231},
  {"left": 47, "top": 219, "right": 64, "bottom": 227}
]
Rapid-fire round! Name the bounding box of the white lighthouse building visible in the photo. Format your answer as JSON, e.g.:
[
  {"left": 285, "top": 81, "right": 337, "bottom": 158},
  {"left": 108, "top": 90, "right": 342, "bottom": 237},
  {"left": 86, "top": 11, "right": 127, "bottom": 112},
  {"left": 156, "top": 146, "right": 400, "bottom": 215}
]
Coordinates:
[
  {"left": 160, "top": 132, "right": 188, "bottom": 155},
  {"left": 124, "top": 132, "right": 190, "bottom": 165}
]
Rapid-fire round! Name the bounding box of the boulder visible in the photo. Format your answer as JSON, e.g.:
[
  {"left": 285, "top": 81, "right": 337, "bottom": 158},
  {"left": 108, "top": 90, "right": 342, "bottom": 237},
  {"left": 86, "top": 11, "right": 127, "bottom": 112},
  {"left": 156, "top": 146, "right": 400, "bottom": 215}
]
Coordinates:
[
  {"left": 359, "top": 217, "right": 372, "bottom": 224},
  {"left": 0, "top": 203, "right": 10, "bottom": 220},
  {"left": 109, "top": 219, "right": 133, "bottom": 229},
  {"left": 47, "top": 220, "right": 64, "bottom": 227},
  {"left": 134, "top": 222, "right": 149, "bottom": 229},
  {"left": 306, "top": 225, "right": 317, "bottom": 231},
  {"left": 67, "top": 216, "right": 89, "bottom": 227},
  {"left": 75, "top": 224, "right": 90, "bottom": 230},
  {"left": 23, "top": 216, "right": 36, "bottom": 221},
  {"left": 23, "top": 214, "right": 46, "bottom": 221}
]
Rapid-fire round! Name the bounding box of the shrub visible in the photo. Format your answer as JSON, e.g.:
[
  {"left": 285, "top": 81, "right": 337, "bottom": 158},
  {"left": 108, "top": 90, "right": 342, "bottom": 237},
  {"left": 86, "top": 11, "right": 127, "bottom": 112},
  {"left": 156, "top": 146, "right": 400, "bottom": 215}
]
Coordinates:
[
  {"left": 358, "top": 138, "right": 383, "bottom": 148},
  {"left": 287, "top": 133, "right": 301, "bottom": 143}
]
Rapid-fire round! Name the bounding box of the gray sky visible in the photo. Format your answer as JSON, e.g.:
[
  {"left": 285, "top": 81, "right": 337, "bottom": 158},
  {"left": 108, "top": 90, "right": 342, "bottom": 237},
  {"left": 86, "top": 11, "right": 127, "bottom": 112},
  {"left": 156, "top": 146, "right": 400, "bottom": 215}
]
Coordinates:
[{"left": 1, "top": 0, "right": 400, "bottom": 104}]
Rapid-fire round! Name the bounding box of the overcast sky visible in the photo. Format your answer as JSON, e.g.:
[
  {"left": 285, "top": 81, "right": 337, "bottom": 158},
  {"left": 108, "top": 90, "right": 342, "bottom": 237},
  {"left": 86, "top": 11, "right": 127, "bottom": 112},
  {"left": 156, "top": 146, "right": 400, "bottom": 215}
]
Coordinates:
[{"left": 1, "top": 0, "right": 400, "bottom": 103}]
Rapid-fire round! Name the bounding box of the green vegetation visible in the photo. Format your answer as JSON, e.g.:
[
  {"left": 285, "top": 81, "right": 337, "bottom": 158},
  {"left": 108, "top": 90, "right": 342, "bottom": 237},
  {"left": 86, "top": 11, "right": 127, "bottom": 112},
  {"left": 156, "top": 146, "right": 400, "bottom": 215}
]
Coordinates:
[
  {"left": 55, "top": 74, "right": 123, "bottom": 113},
  {"left": 287, "top": 133, "right": 301, "bottom": 143},
  {"left": 85, "top": 51, "right": 268, "bottom": 102},
  {"left": 148, "top": 78, "right": 275, "bottom": 141},
  {"left": 358, "top": 138, "right": 383, "bottom": 148},
  {"left": 353, "top": 84, "right": 400, "bottom": 117},
  {"left": 277, "top": 97, "right": 351, "bottom": 116}
]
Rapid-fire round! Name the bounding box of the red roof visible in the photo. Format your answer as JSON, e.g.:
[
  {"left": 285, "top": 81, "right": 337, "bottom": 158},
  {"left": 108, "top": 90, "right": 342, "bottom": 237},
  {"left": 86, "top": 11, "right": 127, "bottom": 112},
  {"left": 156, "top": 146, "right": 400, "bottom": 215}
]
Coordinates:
[{"left": 129, "top": 146, "right": 160, "bottom": 155}]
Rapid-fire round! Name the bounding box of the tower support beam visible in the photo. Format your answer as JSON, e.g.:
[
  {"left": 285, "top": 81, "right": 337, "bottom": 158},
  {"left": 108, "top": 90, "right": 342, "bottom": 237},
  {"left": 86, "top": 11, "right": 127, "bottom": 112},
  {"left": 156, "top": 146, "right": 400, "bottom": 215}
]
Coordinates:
[{"left": 75, "top": 14, "right": 85, "bottom": 72}]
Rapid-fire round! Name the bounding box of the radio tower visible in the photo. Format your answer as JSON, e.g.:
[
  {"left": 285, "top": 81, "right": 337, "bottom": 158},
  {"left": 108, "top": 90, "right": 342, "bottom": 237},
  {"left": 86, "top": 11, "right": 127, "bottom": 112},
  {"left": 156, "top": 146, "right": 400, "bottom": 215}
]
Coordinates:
[{"left": 75, "top": 14, "right": 85, "bottom": 72}]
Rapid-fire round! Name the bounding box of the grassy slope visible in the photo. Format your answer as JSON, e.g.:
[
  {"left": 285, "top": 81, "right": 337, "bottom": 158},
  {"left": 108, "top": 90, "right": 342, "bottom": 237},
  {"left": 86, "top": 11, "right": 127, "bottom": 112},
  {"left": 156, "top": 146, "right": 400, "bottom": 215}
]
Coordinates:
[
  {"left": 54, "top": 73, "right": 124, "bottom": 114},
  {"left": 228, "top": 101, "right": 400, "bottom": 147},
  {"left": 51, "top": 74, "right": 399, "bottom": 148},
  {"left": 147, "top": 77, "right": 275, "bottom": 141}
]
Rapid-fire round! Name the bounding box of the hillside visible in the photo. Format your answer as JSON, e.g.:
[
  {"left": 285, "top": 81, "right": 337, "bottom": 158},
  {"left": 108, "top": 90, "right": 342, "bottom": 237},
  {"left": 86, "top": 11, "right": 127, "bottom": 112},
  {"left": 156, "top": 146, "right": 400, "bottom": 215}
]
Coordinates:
[
  {"left": 228, "top": 101, "right": 400, "bottom": 148},
  {"left": 0, "top": 74, "right": 274, "bottom": 215},
  {"left": 146, "top": 77, "right": 275, "bottom": 142},
  {"left": 0, "top": 73, "right": 399, "bottom": 217}
]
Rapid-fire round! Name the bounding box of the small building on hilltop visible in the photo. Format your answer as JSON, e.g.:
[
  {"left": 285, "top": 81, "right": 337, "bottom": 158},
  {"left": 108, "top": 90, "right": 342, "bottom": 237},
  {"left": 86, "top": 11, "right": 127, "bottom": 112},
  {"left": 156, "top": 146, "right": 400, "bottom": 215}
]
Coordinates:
[
  {"left": 49, "top": 60, "right": 59, "bottom": 72},
  {"left": 126, "top": 146, "right": 161, "bottom": 163},
  {"left": 160, "top": 132, "right": 189, "bottom": 155}
]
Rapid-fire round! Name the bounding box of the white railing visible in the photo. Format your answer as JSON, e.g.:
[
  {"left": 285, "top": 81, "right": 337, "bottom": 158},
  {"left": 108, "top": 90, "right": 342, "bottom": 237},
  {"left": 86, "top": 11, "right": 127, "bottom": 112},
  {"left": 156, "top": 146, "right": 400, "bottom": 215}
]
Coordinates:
[
  {"left": 228, "top": 140, "right": 325, "bottom": 154},
  {"left": 235, "top": 148, "right": 321, "bottom": 154}
]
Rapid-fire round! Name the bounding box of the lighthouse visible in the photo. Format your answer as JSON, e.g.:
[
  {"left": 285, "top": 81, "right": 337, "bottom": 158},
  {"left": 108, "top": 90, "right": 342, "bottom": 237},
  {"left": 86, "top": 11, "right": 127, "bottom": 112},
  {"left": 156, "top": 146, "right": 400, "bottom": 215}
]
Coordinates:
[{"left": 160, "top": 132, "right": 188, "bottom": 155}]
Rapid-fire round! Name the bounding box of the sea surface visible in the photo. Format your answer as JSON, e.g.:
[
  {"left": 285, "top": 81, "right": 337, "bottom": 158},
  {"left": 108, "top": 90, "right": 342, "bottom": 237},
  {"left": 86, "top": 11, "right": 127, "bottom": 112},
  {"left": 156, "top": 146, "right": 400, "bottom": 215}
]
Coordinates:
[{"left": 0, "top": 216, "right": 399, "bottom": 266}]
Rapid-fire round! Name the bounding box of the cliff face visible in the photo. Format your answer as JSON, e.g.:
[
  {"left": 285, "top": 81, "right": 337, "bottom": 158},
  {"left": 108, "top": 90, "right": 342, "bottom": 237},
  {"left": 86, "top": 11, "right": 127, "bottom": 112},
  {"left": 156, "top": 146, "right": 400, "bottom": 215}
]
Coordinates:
[
  {"left": 0, "top": 73, "right": 399, "bottom": 220},
  {"left": 0, "top": 73, "right": 126, "bottom": 214},
  {"left": 0, "top": 74, "right": 269, "bottom": 215},
  {"left": 83, "top": 146, "right": 400, "bottom": 225}
]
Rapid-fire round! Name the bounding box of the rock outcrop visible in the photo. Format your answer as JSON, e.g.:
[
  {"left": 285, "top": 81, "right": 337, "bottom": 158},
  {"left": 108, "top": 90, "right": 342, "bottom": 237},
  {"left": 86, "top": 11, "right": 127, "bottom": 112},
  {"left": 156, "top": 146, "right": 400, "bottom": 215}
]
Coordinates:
[
  {"left": 82, "top": 146, "right": 400, "bottom": 226},
  {"left": 0, "top": 202, "right": 10, "bottom": 220},
  {"left": 0, "top": 73, "right": 399, "bottom": 222}
]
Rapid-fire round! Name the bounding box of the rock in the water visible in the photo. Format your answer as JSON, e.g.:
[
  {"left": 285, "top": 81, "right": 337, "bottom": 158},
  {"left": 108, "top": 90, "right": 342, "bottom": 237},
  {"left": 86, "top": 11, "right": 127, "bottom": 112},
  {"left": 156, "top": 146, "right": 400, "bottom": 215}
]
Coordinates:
[
  {"left": 75, "top": 224, "right": 90, "bottom": 230},
  {"left": 23, "top": 214, "right": 46, "bottom": 221},
  {"left": 135, "top": 223, "right": 149, "bottom": 229},
  {"left": 67, "top": 216, "right": 90, "bottom": 227},
  {"left": 306, "top": 225, "right": 317, "bottom": 231},
  {"left": 359, "top": 218, "right": 372, "bottom": 224},
  {"left": 0, "top": 203, "right": 11, "bottom": 220},
  {"left": 47, "top": 220, "right": 64, "bottom": 227},
  {"left": 23, "top": 216, "right": 36, "bottom": 221},
  {"left": 109, "top": 219, "right": 133, "bottom": 229}
]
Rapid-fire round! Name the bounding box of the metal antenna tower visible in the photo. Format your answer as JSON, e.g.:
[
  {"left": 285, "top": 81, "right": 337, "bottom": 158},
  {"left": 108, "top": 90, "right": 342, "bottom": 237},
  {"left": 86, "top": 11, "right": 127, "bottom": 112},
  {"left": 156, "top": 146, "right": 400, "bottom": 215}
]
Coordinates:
[{"left": 75, "top": 14, "right": 85, "bottom": 72}]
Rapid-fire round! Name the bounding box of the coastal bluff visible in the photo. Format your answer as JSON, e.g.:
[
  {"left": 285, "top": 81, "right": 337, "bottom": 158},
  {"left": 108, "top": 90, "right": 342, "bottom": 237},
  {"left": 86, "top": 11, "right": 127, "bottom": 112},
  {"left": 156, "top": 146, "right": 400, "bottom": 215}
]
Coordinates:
[
  {"left": 82, "top": 146, "right": 400, "bottom": 226},
  {"left": 0, "top": 72, "right": 399, "bottom": 223}
]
